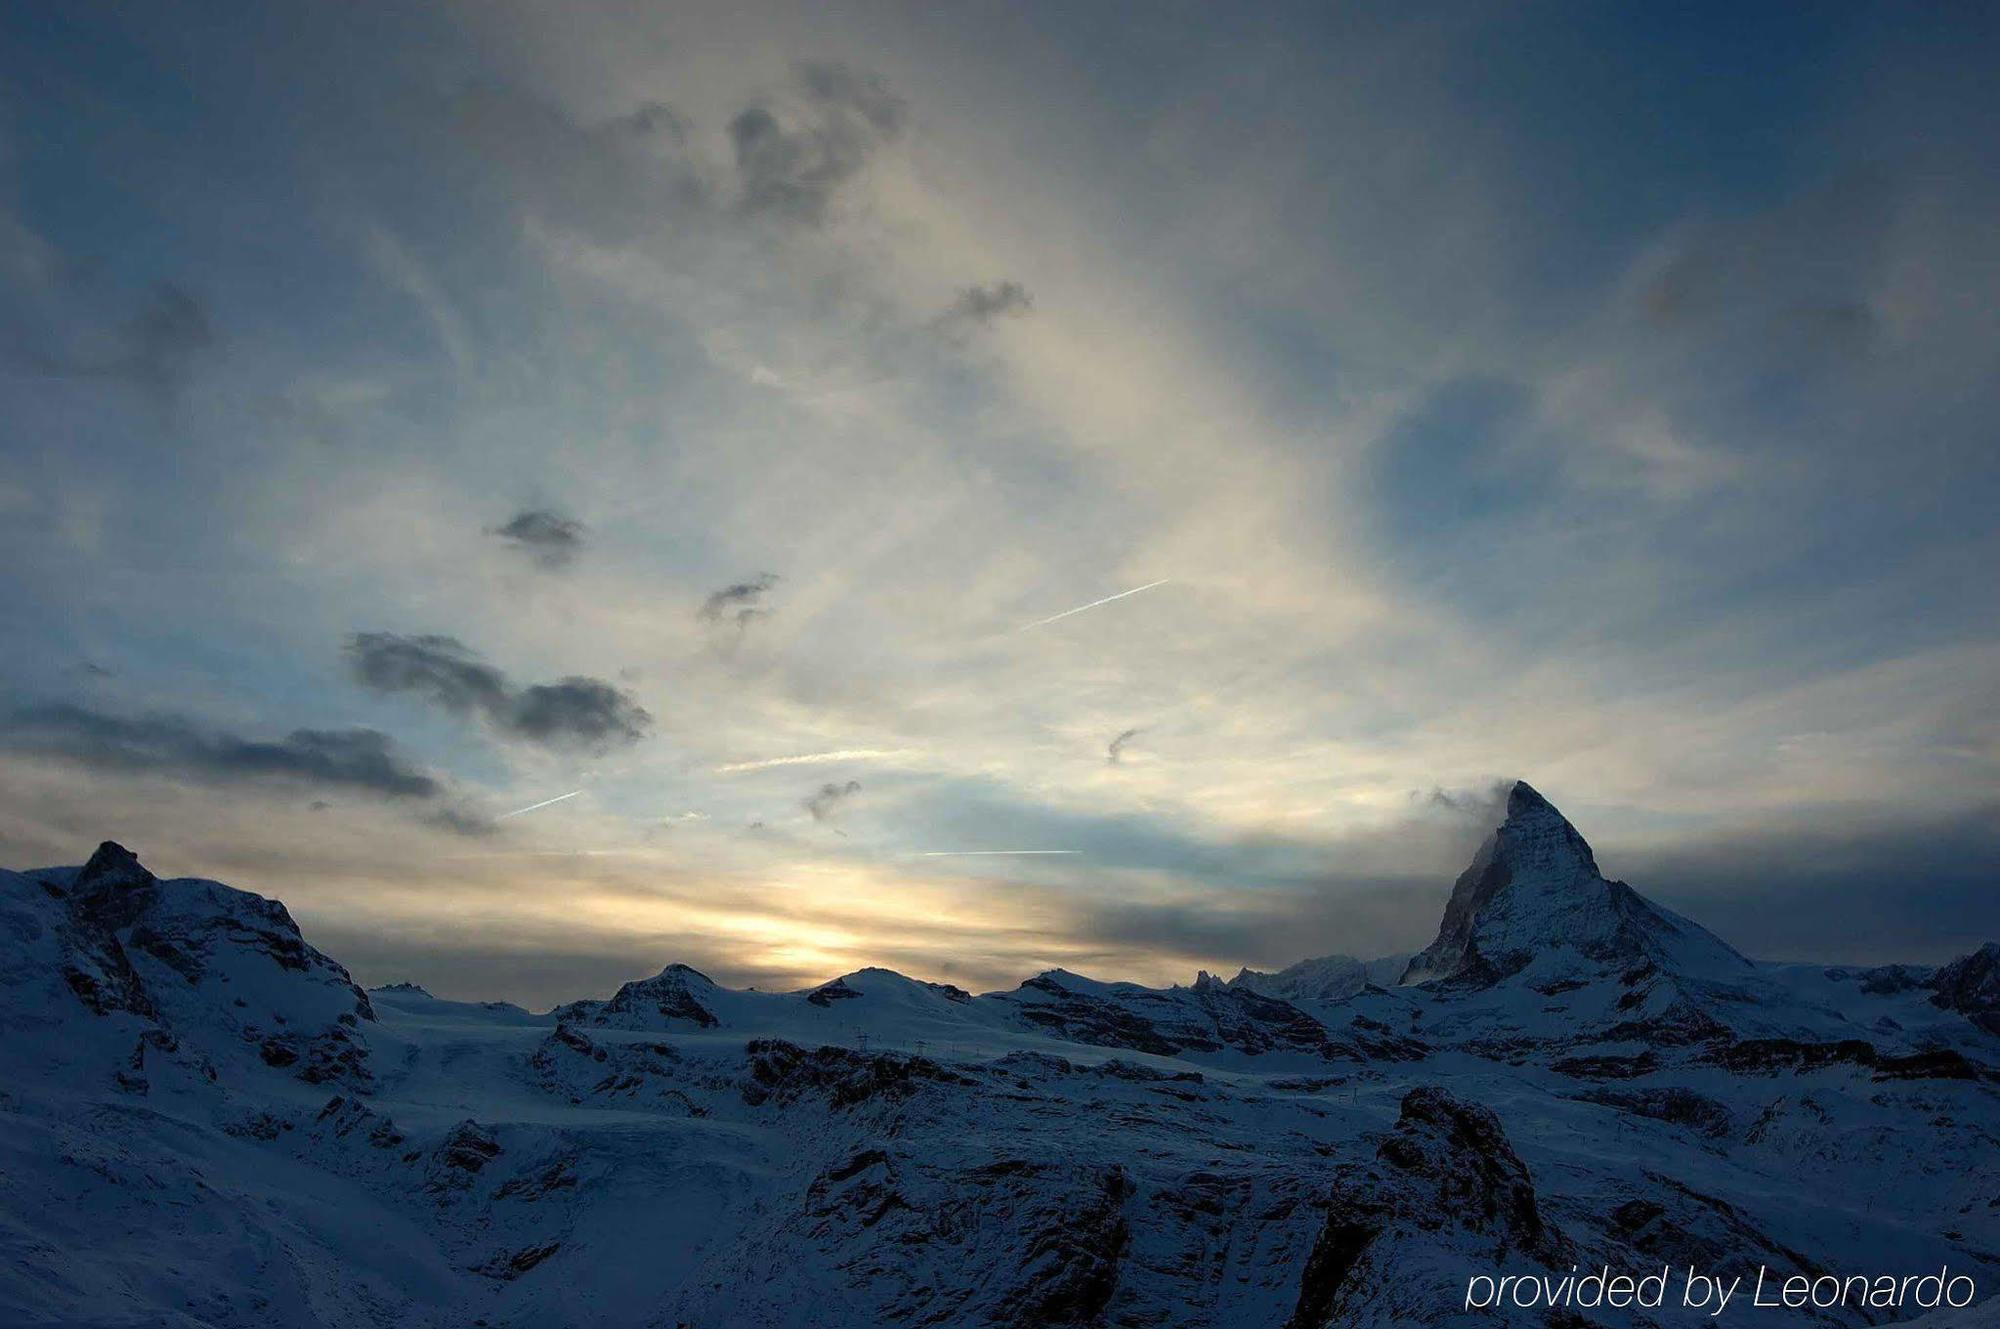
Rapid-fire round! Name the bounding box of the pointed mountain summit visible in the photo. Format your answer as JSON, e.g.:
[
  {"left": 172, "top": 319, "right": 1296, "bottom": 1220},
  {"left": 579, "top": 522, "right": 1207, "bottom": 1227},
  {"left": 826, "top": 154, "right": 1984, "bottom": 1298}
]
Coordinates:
[{"left": 1401, "top": 781, "right": 1748, "bottom": 988}]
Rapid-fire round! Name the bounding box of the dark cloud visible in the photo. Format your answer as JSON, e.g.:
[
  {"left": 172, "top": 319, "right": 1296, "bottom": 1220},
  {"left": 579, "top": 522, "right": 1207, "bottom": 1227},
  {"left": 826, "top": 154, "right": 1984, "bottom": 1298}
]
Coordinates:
[
  {"left": 19, "top": 280, "right": 216, "bottom": 403},
  {"left": 346, "top": 633, "right": 650, "bottom": 750},
  {"left": 509, "top": 679, "right": 649, "bottom": 747},
  {"left": 698, "top": 573, "right": 780, "bottom": 630},
  {"left": 805, "top": 779, "right": 861, "bottom": 823},
  {"left": 948, "top": 280, "right": 1033, "bottom": 327},
  {"left": 1106, "top": 728, "right": 1141, "bottom": 765},
  {"left": 730, "top": 61, "right": 905, "bottom": 226},
  {"left": 346, "top": 633, "right": 511, "bottom": 717},
  {"left": 490, "top": 508, "right": 584, "bottom": 569},
  {"left": 0, "top": 703, "right": 439, "bottom": 800},
  {"left": 1616, "top": 804, "right": 2000, "bottom": 965}
]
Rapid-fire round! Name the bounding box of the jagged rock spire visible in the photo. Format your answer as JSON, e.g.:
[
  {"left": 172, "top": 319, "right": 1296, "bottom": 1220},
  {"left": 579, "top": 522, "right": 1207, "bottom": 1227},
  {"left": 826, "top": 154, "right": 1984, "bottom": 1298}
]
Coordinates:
[{"left": 75, "top": 841, "right": 156, "bottom": 892}]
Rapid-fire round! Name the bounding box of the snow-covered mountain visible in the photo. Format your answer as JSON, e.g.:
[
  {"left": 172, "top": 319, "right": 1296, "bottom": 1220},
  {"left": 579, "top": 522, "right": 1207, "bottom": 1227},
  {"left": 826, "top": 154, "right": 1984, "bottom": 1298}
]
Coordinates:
[
  {"left": 1227, "top": 953, "right": 1400, "bottom": 1004},
  {"left": 4, "top": 784, "right": 1998, "bottom": 1327},
  {"left": 1402, "top": 781, "right": 1751, "bottom": 989}
]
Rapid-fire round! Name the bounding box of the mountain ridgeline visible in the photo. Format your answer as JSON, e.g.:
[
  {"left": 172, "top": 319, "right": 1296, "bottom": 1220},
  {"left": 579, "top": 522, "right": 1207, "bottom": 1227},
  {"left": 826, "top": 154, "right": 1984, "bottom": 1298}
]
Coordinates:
[{"left": 3, "top": 782, "right": 1998, "bottom": 1328}]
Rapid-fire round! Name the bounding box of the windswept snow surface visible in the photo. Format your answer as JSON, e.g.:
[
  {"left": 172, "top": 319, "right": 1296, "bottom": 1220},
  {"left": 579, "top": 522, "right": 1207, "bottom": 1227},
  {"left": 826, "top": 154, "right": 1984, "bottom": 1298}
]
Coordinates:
[{"left": 3, "top": 790, "right": 1999, "bottom": 1327}]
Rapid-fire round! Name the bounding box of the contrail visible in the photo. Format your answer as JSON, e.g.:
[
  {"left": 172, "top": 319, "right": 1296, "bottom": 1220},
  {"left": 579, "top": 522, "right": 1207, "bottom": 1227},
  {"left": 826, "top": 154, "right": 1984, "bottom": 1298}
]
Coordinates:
[
  {"left": 716, "top": 749, "right": 916, "bottom": 774},
  {"left": 916, "top": 850, "right": 1081, "bottom": 857},
  {"left": 496, "top": 789, "right": 583, "bottom": 819},
  {"left": 1017, "top": 579, "right": 1171, "bottom": 631}
]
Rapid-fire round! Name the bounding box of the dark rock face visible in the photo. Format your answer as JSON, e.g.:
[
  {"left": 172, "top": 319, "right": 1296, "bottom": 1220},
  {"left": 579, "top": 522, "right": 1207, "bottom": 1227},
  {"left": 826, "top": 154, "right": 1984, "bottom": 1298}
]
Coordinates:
[
  {"left": 805, "top": 977, "right": 862, "bottom": 1007},
  {"left": 1283, "top": 1217, "right": 1377, "bottom": 1329},
  {"left": 530, "top": 1023, "right": 699, "bottom": 1112},
  {"left": 1282, "top": 1087, "right": 1574, "bottom": 1326},
  {"left": 1003, "top": 1165, "right": 1131, "bottom": 1328},
  {"left": 1702, "top": 1037, "right": 1989, "bottom": 1081},
  {"left": 438, "top": 1121, "right": 502, "bottom": 1174},
  {"left": 1575, "top": 1086, "right": 1734, "bottom": 1138},
  {"left": 1931, "top": 942, "right": 2000, "bottom": 1034},
  {"left": 475, "top": 1242, "right": 562, "bottom": 1280},
  {"left": 739, "top": 1039, "right": 972, "bottom": 1109},
  {"left": 1592, "top": 1173, "right": 1825, "bottom": 1294},
  {"left": 313, "top": 1094, "right": 405, "bottom": 1149},
  {"left": 1379, "top": 1087, "right": 1569, "bottom": 1265},
  {"left": 1550, "top": 1050, "right": 1659, "bottom": 1080}
]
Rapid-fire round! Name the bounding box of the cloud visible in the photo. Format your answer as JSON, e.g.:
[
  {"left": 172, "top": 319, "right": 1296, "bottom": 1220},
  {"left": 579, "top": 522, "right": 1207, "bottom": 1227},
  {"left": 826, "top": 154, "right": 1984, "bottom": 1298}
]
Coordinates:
[
  {"left": 18, "top": 280, "right": 216, "bottom": 402},
  {"left": 1618, "top": 803, "right": 2000, "bottom": 964},
  {"left": 0, "top": 703, "right": 440, "bottom": 800},
  {"left": 119, "top": 283, "right": 216, "bottom": 398},
  {"left": 804, "top": 779, "right": 861, "bottom": 823},
  {"left": 508, "top": 680, "right": 649, "bottom": 747},
  {"left": 490, "top": 508, "right": 585, "bottom": 569},
  {"left": 423, "top": 807, "right": 500, "bottom": 839},
  {"left": 698, "top": 573, "right": 780, "bottom": 630},
  {"left": 730, "top": 61, "right": 906, "bottom": 226},
  {"left": 1412, "top": 780, "right": 1509, "bottom": 817},
  {"left": 1106, "top": 728, "right": 1140, "bottom": 765},
  {"left": 945, "top": 280, "right": 1033, "bottom": 328},
  {"left": 346, "top": 633, "right": 650, "bottom": 750},
  {"left": 346, "top": 633, "right": 511, "bottom": 716}
]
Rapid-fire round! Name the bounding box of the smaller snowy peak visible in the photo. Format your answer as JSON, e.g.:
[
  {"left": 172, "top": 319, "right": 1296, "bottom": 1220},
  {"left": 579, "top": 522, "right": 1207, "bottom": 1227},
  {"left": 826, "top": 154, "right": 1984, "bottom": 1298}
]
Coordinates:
[
  {"left": 802, "top": 967, "right": 974, "bottom": 1008},
  {"left": 1401, "top": 780, "right": 1748, "bottom": 989},
  {"left": 1228, "top": 954, "right": 1369, "bottom": 1004},
  {"left": 372, "top": 981, "right": 434, "bottom": 997},
  {"left": 555, "top": 963, "right": 722, "bottom": 1030}
]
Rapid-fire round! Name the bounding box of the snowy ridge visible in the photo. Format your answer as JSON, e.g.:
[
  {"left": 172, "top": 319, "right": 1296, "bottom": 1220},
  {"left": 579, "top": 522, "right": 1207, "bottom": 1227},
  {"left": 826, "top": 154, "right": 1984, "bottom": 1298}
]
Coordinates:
[{"left": 4, "top": 789, "right": 1999, "bottom": 1327}]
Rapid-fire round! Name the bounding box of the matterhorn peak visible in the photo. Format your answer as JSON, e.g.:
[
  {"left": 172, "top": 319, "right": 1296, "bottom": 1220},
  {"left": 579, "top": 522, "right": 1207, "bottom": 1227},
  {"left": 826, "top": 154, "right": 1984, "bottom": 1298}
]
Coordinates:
[{"left": 1401, "top": 781, "right": 1744, "bottom": 988}]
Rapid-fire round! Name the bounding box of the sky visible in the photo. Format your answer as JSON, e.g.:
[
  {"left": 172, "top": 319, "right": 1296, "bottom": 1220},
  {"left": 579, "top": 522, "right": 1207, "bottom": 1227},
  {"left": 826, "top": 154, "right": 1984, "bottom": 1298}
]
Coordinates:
[{"left": 1, "top": 2, "right": 1995, "bottom": 1007}]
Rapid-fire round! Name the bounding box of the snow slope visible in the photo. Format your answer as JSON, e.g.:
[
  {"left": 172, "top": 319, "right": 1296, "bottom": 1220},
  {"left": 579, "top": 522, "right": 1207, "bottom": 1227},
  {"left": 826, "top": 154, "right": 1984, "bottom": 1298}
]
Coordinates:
[{"left": 3, "top": 786, "right": 1998, "bottom": 1327}]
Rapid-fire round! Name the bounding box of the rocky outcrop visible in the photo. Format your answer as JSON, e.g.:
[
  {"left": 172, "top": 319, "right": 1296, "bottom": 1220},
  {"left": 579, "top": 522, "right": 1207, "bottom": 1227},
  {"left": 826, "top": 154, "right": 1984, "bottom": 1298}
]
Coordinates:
[
  {"left": 530, "top": 1022, "right": 702, "bottom": 1112},
  {"left": 1931, "top": 942, "right": 2000, "bottom": 1034},
  {"left": 739, "top": 1039, "right": 973, "bottom": 1109},
  {"left": 1001, "top": 969, "right": 1384, "bottom": 1061},
  {"left": 805, "top": 977, "right": 863, "bottom": 1007},
  {"left": 1574, "top": 1086, "right": 1734, "bottom": 1138},
  {"left": 1702, "top": 1037, "right": 1989, "bottom": 1081},
  {"left": 1283, "top": 1087, "right": 1574, "bottom": 1327}
]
